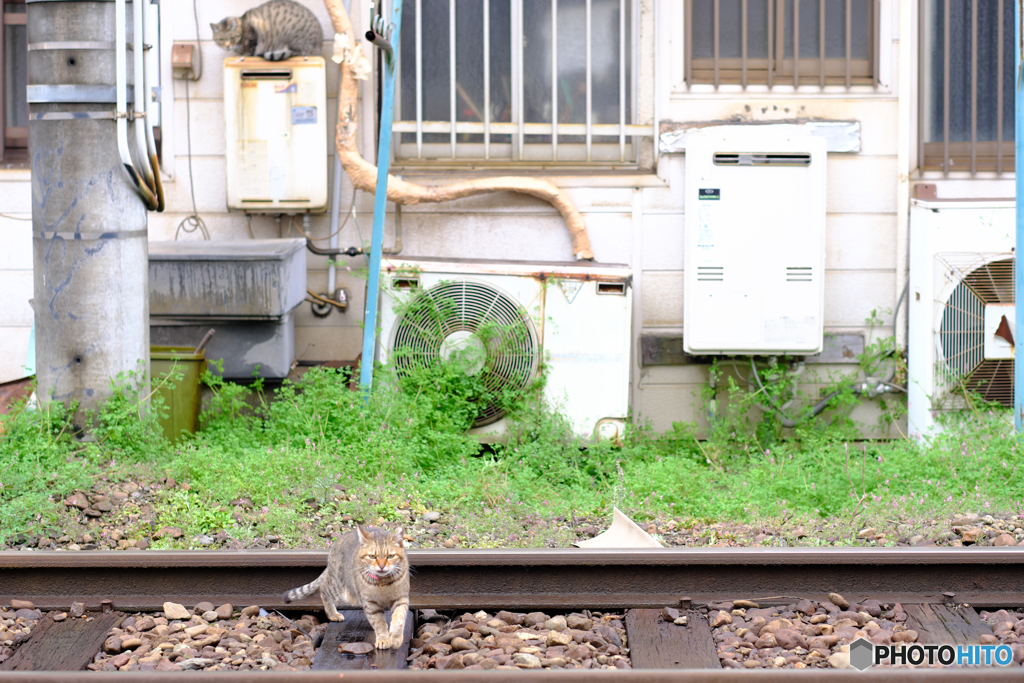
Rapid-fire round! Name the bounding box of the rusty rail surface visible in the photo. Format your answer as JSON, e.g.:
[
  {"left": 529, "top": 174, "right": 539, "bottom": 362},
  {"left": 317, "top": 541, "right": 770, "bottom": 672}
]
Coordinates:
[{"left": 3, "top": 547, "right": 1024, "bottom": 611}]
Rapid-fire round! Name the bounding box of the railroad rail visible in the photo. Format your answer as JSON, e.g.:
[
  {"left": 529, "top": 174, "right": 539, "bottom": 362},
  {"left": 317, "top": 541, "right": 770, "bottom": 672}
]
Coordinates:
[{"left": 2, "top": 547, "right": 1024, "bottom": 680}]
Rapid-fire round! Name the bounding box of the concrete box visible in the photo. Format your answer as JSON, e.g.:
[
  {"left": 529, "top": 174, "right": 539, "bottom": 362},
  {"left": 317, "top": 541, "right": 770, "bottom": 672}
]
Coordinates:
[{"left": 149, "top": 239, "right": 307, "bottom": 318}]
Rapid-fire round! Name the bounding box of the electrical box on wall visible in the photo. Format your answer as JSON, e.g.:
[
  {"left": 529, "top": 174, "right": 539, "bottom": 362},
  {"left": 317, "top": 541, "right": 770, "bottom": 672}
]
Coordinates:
[
  {"left": 224, "top": 57, "right": 327, "bottom": 213},
  {"left": 684, "top": 129, "right": 827, "bottom": 355}
]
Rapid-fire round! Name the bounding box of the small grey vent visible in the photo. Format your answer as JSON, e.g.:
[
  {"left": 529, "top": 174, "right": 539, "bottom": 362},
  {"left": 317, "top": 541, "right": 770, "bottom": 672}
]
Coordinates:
[
  {"left": 241, "top": 69, "right": 293, "bottom": 80},
  {"left": 787, "top": 267, "right": 813, "bottom": 282},
  {"left": 713, "top": 152, "right": 812, "bottom": 167},
  {"left": 697, "top": 266, "right": 724, "bottom": 282}
]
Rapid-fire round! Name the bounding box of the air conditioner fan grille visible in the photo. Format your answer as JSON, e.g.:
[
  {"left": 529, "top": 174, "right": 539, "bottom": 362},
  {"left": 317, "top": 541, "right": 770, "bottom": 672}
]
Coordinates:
[
  {"left": 937, "top": 257, "right": 1014, "bottom": 407},
  {"left": 391, "top": 280, "right": 540, "bottom": 427}
]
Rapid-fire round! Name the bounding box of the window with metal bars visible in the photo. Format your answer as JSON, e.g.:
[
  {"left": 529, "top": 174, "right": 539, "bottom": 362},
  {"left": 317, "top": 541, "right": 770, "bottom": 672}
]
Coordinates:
[
  {"left": 919, "top": 0, "right": 1014, "bottom": 174},
  {"left": 2, "top": 0, "right": 27, "bottom": 165},
  {"left": 685, "top": 0, "right": 877, "bottom": 89},
  {"left": 393, "top": 0, "right": 650, "bottom": 166}
]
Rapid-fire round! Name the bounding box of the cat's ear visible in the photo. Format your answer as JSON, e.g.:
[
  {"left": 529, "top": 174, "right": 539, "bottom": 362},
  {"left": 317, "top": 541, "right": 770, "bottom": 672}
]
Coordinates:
[
  {"left": 355, "top": 525, "right": 370, "bottom": 543},
  {"left": 210, "top": 22, "right": 219, "bottom": 31},
  {"left": 229, "top": 17, "right": 239, "bottom": 29},
  {"left": 393, "top": 527, "right": 405, "bottom": 547}
]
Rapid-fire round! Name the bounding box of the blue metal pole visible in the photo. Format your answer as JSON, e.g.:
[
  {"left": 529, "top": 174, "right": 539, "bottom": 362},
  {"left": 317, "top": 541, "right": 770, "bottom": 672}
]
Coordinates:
[
  {"left": 360, "top": 0, "right": 403, "bottom": 394},
  {"left": 1017, "top": 0, "right": 1024, "bottom": 432}
]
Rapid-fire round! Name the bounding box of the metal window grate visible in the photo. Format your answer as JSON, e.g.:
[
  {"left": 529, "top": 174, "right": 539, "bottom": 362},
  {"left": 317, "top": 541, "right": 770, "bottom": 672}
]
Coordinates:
[
  {"left": 919, "top": 0, "right": 1014, "bottom": 174},
  {"left": 393, "top": 0, "right": 649, "bottom": 165},
  {"left": 685, "top": 0, "right": 877, "bottom": 89}
]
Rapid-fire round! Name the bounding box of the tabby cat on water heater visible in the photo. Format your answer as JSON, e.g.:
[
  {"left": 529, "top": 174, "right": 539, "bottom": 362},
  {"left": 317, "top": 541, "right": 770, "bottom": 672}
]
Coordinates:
[{"left": 211, "top": 0, "right": 322, "bottom": 62}]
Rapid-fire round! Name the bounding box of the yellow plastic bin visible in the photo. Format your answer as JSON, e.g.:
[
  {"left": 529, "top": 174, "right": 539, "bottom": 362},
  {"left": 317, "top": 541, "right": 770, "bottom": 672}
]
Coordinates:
[{"left": 150, "top": 346, "right": 207, "bottom": 443}]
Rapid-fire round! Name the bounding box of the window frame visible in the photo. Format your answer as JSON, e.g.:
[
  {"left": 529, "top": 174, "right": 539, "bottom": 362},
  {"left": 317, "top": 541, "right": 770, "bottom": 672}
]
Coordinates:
[
  {"left": 1, "top": 0, "right": 27, "bottom": 166},
  {"left": 917, "top": 0, "right": 1013, "bottom": 175},
  {"left": 684, "top": 0, "right": 879, "bottom": 90},
  {"left": 390, "top": 0, "right": 653, "bottom": 170}
]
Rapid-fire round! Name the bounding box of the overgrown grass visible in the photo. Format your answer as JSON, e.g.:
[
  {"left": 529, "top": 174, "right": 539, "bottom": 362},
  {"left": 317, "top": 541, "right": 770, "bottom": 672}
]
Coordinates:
[{"left": 1, "top": 356, "right": 1021, "bottom": 548}]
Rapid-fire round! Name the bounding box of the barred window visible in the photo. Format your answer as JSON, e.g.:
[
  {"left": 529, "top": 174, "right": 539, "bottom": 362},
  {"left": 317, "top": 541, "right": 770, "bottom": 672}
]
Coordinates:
[
  {"left": 919, "top": 0, "right": 1014, "bottom": 174},
  {"left": 394, "top": 0, "right": 651, "bottom": 166},
  {"left": 2, "top": 0, "right": 27, "bottom": 165},
  {"left": 685, "top": 0, "right": 877, "bottom": 88}
]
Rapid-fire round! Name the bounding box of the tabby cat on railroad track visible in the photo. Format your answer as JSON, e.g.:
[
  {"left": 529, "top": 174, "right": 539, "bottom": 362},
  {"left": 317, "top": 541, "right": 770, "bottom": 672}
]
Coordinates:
[{"left": 282, "top": 526, "right": 410, "bottom": 650}]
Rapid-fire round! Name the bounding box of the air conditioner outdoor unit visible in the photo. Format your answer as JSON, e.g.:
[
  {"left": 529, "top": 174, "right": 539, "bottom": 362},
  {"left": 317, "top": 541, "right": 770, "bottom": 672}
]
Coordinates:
[
  {"left": 908, "top": 199, "right": 1015, "bottom": 438},
  {"left": 684, "top": 128, "right": 827, "bottom": 355},
  {"left": 376, "top": 257, "right": 632, "bottom": 440},
  {"left": 224, "top": 56, "right": 328, "bottom": 212}
]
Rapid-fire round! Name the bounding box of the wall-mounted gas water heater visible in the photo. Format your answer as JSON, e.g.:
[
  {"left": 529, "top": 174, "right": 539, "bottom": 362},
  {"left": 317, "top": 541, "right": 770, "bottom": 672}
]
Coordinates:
[
  {"left": 684, "top": 129, "right": 827, "bottom": 356},
  {"left": 224, "top": 57, "right": 328, "bottom": 213}
]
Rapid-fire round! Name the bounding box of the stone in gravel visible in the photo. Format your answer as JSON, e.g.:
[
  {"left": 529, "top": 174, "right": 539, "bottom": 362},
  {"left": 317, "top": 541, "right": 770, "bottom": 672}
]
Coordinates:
[
  {"left": 202, "top": 611, "right": 218, "bottom": 622},
  {"left": 451, "top": 637, "right": 475, "bottom": 651},
  {"left": 828, "top": 652, "right": 851, "bottom": 669},
  {"left": 567, "top": 614, "right": 593, "bottom": 630},
  {"left": 710, "top": 610, "right": 733, "bottom": 628},
  {"left": 857, "top": 527, "right": 876, "bottom": 539},
  {"left": 154, "top": 527, "right": 183, "bottom": 540},
  {"left": 836, "top": 611, "right": 866, "bottom": 626},
  {"left": 185, "top": 625, "right": 208, "bottom": 637},
  {"left": 163, "top": 602, "right": 191, "bottom": 620},
  {"left": 70, "top": 602, "right": 85, "bottom": 617},
  {"left": 94, "top": 501, "right": 112, "bottom": 512},
  {"left": 828, "top": 593, "right": 850, "bottom": 610},
  {"left": 64, "top": 493, "right": 89, "bottom": 510},
  {"left": 774, "top": 629, "right": 807, "bottom": 650},
  {"left": 215, "top": 604, "right": 233, "bottom": 620},
  {"left": 662, "top": 607, "right": 680, "bottom": 621},
  {"left": 496, "top": 611, "right": 525, "bottom": 625},
  {"left": 241, "top": 605, "right": 261, "bottom": 617},
  {"left": 16, "top": 609, "right": 41, "bottom": 620},
  {"left": 104, "top": 636, "right": 122, "bottom": 654},
  {"left": 120, "top": 637, "right": 143, "bottom": 650},
  {"left": 708, "top": 601, "right": 734, "bottom": 611},
  {"left": 733, "top": 600, "right": 759, "bottom": 609},
  {"left": 512, "top": 652, "right": 542, "bottom": 669},
  {"left": 423, "top": 511, "right": 441, "bottom": 522},
  {"left": 952, "top": 513, "right": 980, "bottom": 526},
  {"left": 524, "top": 612, "right": 547, "bottom": 627},
  {"left": 10, "top": 599, "right": 34, "bottom": 610},
  {"left": 195, "top": 535, "right": 214, "bottom": 546},
  {"left": 795, "top": 600, "right": 815, "bottom": 615},
  {"left": 544, "top": 615, "right": 567, "bottom": 631},
  {"left": 960, "top": 527, "right": 984, "bottom": 544},
  {"left": 892, "top": 629, "right": 918, "bottom": 643},
  {"left": 179, "top": 657, "right": 216, "bottom": 670},
  {"left": 596, "top": 625, "right": 622, "bottom": 647},
  {"left": 674, "top": 617, "right": 688, "bottom": 626},
  {"left": 52, "top": 613, "right": 67, "bottom": 622},
  {"left": 194, "top": 601, "right": 214, "bottom": 614},
  {"left": 546, "top": 630, "right": 573, "bottom": 647},
  {"left": 340, "top": 642, "right": 375, "bottom": 655},
  {"left": 993, "top": 534, "right": 1017, "bottom": 546},
  {"left": 980, "top": 634, "right": 1000, "bottom": 645},
  {"left": 134, "top": 617, "right": 155, "bottom": 631}
]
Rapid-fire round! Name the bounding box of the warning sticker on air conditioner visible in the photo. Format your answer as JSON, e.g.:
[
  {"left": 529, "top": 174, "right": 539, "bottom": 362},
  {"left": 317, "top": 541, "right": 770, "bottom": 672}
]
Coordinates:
[
  {"left": 292, "top": 106, "right": 317, "bottom": 125},
  {"left": 697, "top": 204, "right": 716, "bottom": 249}
]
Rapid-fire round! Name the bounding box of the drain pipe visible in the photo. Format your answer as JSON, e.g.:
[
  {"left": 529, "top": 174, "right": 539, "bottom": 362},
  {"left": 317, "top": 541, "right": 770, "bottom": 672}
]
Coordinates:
[
  {"left": 143, "top": 0, "right": 165, "bottom": 211},
  {"left": 115, "top": 0, "right": 157, "bottom": 210}
]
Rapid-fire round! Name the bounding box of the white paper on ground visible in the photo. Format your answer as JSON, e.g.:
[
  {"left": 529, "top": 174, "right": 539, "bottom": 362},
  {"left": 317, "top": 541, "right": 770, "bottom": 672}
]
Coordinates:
[{"left": 574, "top": 507, "right": 664, "bottom": 548}]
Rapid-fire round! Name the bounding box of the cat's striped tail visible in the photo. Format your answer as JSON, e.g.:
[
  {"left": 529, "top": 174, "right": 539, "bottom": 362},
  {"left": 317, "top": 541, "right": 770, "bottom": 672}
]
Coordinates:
[{"left": 281, "top": 568, "right": 327, "bottom": 604}]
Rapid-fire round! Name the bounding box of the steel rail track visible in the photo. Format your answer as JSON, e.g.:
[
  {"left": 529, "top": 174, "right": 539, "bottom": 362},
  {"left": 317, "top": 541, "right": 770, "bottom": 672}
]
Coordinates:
[
  {"left": 3, "top": 547, "right": 1024, "bottom": 611},
  {"left": 4, "top": 548, "right": 1024, "bottom": 680}
]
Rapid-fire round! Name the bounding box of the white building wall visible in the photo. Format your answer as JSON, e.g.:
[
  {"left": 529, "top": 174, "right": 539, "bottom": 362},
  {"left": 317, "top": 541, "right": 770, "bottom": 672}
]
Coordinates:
[{"left": 0, "top": 0, "right": 996, "bottom": 437}]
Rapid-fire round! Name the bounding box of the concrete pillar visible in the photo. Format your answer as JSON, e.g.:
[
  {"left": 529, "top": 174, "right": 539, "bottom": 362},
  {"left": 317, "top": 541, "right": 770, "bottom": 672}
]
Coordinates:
[{"left": 28, "top": 0, "right": 149, "bottom": 427}]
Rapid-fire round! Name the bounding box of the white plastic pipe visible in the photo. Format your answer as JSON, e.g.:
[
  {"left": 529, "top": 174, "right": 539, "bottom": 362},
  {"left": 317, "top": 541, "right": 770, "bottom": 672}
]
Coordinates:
[
  {"left": 327, "top": 0, "right": 354, "bottom": 297},
  {"left": 132, "top": 0, "right": 155, "bottom": 192}
]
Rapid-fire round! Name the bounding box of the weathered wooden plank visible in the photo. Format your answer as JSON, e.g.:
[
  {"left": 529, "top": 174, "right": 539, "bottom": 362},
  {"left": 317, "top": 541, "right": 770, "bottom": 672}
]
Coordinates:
[
  {"left": 904, "top": 604, "right": 989, "bottom": 646},
  {"left": 311, "top": 610, "right": 412, "bottom": 670},
  {"left": 1, "top": 611, "right": 125, "bottom": 671},
  {"left": 625, "top": 609, "right": 720, "bottom": 669}
]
